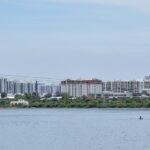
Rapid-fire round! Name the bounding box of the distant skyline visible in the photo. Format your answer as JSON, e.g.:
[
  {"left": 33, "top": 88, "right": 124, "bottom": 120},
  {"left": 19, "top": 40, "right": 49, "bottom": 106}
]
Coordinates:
[{"left": 0, "top": 0, "right": 150, "bottom": 80}]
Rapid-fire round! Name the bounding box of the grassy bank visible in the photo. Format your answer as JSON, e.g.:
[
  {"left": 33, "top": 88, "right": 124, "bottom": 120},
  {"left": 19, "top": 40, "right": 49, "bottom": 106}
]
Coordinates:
[{"left": 1, "top": 98, "right": 150, "bottom": 108}]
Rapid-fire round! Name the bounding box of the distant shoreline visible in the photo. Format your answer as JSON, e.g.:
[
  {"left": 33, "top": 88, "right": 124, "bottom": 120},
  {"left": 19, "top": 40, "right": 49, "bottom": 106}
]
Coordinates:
[{"left": 1, "top": 98, "right": 150, "bottom": 108}]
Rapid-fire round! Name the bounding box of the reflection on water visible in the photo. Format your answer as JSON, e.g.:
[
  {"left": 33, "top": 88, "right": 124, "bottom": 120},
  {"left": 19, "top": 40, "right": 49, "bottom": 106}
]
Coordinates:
[{"left": 0, "top": 108, "right": 150, "bottom": 150}]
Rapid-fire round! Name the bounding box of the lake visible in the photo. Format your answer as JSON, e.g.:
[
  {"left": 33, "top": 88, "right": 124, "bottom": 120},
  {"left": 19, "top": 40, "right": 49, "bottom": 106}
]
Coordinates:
[{"left": 0, "top": 108, "right": 150, "bottom": 150}]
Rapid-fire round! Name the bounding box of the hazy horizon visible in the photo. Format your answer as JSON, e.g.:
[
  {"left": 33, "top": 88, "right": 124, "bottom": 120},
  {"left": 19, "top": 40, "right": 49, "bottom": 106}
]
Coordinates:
[{"left": 0, "top": 0, "right": 150, "bottom": 80}]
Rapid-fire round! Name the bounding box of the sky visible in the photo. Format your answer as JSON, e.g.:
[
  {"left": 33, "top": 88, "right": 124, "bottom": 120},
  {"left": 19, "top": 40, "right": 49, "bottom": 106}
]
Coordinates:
[{"left": 0, "top": 0, "right": 150, "bottom": 81}]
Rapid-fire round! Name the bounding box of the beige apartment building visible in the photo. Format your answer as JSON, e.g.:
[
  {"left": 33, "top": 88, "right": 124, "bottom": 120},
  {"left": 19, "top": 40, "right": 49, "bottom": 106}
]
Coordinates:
[
  {"left": 61, "top": 79, "right": 102, "bottom": 97},
  {"left": 61, "top": 77, "right": 150, "bottom": 98}
]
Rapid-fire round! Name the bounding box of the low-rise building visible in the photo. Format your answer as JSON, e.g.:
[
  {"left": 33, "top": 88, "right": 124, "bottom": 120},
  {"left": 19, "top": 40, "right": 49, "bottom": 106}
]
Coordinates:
[{"left": 10, "top": 99, "right": 29, "bottom": 106}]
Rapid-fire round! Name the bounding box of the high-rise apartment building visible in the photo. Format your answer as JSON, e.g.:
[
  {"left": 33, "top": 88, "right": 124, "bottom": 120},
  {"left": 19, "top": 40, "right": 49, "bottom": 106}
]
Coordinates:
[
  {"left": 143, "top": 77, "right": 150, "bottom": 94},
  {"left": 102, "top": 80, "right": 143, "bottom": 95},
  {"left": 0, "top": 78, "right": 8, "bottom": 93},
  {"left": 0, "top": 77, "right": 61, "bottom": 97},
  {"left": 1, "top": 76, "right": 150, "bottom": 98},
  {"left": 61, "top": 79, "right": 102, "bottom": 97}
]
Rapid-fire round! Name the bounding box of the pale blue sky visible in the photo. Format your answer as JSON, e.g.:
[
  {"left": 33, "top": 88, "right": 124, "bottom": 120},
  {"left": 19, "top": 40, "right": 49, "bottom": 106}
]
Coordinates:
[{"left": 0, "top": 0, "right": 150, "bottom": 80}]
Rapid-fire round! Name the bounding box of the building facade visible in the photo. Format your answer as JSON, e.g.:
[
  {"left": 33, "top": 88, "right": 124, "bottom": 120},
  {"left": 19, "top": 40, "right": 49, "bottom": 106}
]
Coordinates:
[
  {"left": 0, "top": 77, "right": 61, "bottom": 97},
  {"left": 102, "top": 80, "right": 143, "bottom": 96},
  {"left": 61, "top": 79, "right": 102, "bottom": 97},
  {"left": 1, "top": 76, "right": 150, "bottom": 98}
]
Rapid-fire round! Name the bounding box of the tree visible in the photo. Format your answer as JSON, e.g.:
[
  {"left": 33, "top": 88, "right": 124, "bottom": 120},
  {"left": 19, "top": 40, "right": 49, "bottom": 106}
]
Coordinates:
[
  {"left": 1, "top": 92, "right": 7, "bottom": 99},
  {"left": 15, "top": 94, "right": 23, "bottom": 100},
  {"left": 61, "top": 93, "right": 69, "bottom": 99},
  {"left": 31, "top": 92, "right": 40, "bottom": 100},
  {"left": 24, "top": 93, "right": 31, "bottom": 100},
  {"left": 24, "top": 92, "right": 40, "bottom": 101},
  {"left": 44, "top": 93, "right": 52, "bottom": 98}
]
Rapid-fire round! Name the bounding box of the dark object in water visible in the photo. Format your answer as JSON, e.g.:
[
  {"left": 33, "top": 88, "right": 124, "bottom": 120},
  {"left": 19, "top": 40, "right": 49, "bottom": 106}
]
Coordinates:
[{"left": 139, "top": 116, "right": 143, "bottom": 120}]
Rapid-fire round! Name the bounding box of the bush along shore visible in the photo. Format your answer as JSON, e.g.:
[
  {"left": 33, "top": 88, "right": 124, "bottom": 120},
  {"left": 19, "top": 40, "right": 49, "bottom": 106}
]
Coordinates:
[{"left": 1, "top": 93, "right": 150, "bottom": 108}]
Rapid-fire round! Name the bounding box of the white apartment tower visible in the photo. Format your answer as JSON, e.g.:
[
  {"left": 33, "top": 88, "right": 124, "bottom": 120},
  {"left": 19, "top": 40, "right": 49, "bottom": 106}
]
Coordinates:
[
  {"left": 102, "top": 80, "right": 143, "bottom": 95},
  {"left": 61, "top": 79, "right": 102, "bottom": 97}
]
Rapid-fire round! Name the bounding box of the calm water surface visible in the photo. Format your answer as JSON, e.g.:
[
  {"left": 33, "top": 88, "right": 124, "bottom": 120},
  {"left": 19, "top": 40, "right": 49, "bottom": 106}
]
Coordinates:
[{"left": 0, "top": 108, "right": 150, "bottom": 150}]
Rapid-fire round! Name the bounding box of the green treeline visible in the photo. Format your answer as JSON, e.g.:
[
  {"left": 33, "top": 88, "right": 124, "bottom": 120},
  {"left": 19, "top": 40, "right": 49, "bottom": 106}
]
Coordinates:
[
  {"left": 1, "top": 95, "right": 150, "bottom": 108},
  {"left": 28, "top": 98, "right": 150, "bottom": 108}
]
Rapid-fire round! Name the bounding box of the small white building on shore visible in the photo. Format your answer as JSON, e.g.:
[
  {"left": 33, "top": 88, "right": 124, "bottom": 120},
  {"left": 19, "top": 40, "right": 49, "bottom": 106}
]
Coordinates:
[{"left": 10, "top": 99, "right": 29, "bottom": 106}]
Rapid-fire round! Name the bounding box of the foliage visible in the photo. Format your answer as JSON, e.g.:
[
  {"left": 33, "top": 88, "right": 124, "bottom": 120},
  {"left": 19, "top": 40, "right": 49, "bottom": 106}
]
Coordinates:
[
  {"left": 24, "top": 92, "right": 40, "bottom": 101},
  {"left": 15, "top": 94, "right": 24, "bottom": 100},
  {"left": 1, "top": 96, "right": 150, "bottom": 108},
  {"left": 1, "top": 92, "right": 7, "bottom": 99},
  {"left": 44, "top": 93, "right": 52, "bottom": 98}
]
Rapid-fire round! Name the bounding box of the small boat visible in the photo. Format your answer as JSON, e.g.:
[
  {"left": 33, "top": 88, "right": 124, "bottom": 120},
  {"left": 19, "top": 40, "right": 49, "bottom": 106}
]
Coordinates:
[{"left": 139, "top": 116, "right": 143, "bottom": 120}]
